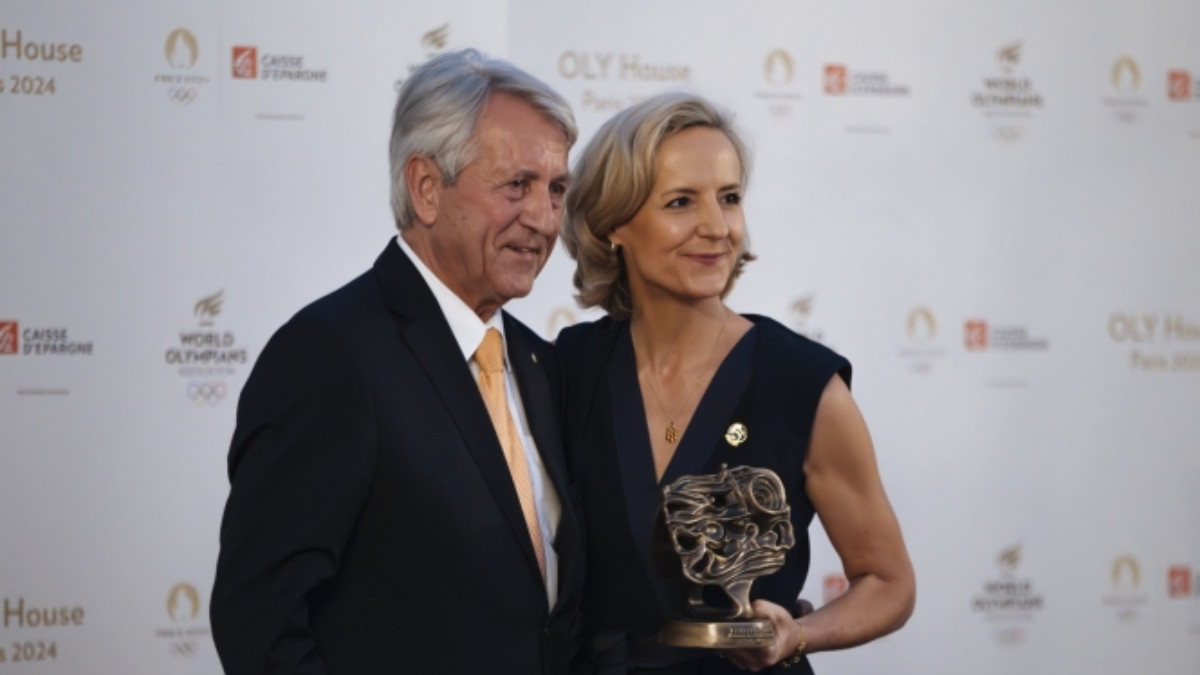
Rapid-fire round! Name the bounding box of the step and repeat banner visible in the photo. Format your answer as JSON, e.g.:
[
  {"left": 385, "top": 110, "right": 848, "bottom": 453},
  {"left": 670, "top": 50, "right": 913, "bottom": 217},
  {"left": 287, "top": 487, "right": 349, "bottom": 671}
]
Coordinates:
[{"left": 1, "top": 0, "right": 1198, "bottom": 673}]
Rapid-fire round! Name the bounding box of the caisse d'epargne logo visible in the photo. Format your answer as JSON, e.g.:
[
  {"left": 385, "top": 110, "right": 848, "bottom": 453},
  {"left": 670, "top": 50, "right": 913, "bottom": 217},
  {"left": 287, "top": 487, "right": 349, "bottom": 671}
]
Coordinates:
[{"left": 0, "top": 321, "right": 17, "bottom": 354}]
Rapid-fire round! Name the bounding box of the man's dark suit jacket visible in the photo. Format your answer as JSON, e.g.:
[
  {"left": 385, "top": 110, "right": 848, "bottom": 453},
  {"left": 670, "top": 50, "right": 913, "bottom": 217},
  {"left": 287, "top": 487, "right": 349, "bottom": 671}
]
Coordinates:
[{"left": 211, "top": 241, "right": 584, "bottom": 674}]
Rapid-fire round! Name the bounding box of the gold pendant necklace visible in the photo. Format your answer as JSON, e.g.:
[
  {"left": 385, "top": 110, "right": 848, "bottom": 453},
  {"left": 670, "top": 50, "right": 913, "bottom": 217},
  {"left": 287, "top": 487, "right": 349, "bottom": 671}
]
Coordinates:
[{"left": 634, "top": 309, "right": 731, "bottom": 444}]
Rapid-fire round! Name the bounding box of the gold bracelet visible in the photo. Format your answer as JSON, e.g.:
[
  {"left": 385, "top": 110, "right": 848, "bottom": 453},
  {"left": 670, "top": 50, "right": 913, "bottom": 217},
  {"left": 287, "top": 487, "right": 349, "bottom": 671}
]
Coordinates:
[{"left": 779, "top": 622, "right": 807, "bottom": 668}]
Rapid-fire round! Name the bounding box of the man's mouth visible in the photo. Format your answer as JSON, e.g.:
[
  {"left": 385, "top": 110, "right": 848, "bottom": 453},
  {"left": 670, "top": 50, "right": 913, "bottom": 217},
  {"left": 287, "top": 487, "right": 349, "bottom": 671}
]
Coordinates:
[{"left": 505, "top": 243, "right": 542, "bottom": 257}]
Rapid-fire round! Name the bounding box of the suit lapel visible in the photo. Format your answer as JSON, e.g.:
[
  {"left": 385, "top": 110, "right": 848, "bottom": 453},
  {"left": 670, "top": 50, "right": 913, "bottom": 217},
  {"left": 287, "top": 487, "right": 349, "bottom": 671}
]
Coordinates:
[{"left": 374, "top": 243, "right": 544, "bottom": 584}]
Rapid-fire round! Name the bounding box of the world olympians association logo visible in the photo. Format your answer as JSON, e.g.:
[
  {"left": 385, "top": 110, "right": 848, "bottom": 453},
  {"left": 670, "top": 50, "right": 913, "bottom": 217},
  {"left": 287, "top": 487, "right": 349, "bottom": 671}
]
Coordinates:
[
  {"left": 394, "top": 23, "right": 453, "bottom": 93},
  {"left": 997, "top": 544, "right": 1020, "bottom": 574},
  {"left": 187, "top": 380, "right": 227, "bottom": 406},
  {"left": 194, "top": 289, "right": 222, "bottom": 326},
  {"left": 997, "top": 41, "right": 1021, "bottom": 74},
  {"left": 971, "top": 543, "right": 1045, "bottom": 645},
  {"left": 156, "top": 582, "right": 210, "bottom": 658},
  {"left": 165, "top": 290, "right": 247, "bottom": 396},
  {"left": 973, "top": 40, "right": 1044, "bottom": 143},
  {"left": 789, "top": 294, "right": 827, "bottom": 344},
  {"left": 421, "top": 23, "right": 449, "bottom": 56}
]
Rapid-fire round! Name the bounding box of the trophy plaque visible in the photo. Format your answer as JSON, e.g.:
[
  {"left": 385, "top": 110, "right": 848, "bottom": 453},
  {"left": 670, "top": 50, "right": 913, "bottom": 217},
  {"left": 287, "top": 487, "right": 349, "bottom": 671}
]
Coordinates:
[{"left": 654, "top": 464, "right": 796, "bottom": 648}]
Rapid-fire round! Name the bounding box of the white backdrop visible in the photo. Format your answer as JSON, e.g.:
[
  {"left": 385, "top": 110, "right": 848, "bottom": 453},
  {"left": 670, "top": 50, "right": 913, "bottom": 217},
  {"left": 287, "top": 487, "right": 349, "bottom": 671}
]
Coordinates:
[{"left": 1, "top": 0, "right": 1198, "bottom": 673}]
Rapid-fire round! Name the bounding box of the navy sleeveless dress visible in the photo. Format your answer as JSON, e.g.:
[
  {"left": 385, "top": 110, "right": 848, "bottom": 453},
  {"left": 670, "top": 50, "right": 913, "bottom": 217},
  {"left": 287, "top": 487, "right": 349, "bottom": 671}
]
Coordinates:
[{"left": 557, "top": 315, "right": 850, "bottom": 675}]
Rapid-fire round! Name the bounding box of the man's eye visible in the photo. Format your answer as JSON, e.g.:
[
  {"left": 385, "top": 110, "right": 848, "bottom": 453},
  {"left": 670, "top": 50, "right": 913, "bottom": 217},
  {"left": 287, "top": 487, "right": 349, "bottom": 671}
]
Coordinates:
[
  {"left": 509, "top": 179, "right": 529, "bottom": 190},
  {"left": 722, "top": 193, "right": 742, "bottom": 205},
  {"left": 550, "top": 182, "right": 567, "bottom": 196}
]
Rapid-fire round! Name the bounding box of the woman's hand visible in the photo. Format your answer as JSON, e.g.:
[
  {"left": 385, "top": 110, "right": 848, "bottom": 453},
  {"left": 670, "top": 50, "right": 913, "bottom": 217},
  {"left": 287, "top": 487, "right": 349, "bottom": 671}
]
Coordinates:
[{"left": 721, "top": 600, "right": 804, "bottom": 672}]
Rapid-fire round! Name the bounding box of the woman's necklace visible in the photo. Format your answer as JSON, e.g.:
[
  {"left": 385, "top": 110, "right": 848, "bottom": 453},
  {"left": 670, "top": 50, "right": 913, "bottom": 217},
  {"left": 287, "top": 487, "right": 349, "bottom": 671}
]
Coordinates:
[{"left": 633, "top": 308, "right": 731, "bottom": 444}]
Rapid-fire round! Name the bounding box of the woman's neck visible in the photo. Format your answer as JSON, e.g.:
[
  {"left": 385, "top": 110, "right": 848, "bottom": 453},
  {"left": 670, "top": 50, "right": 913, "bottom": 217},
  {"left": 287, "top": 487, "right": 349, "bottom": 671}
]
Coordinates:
[{"left": 629, "top": 296, "right": 731, "bottom": 373}]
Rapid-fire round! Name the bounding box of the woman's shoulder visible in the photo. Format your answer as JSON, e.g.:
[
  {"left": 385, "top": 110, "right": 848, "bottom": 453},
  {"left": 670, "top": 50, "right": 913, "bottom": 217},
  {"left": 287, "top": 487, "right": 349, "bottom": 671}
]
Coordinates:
[
  {"left": 745, "top": 313, "right": 852, "bottom": 386},
  {"left": 743, "top": 313, "right": 838, "bottom": 355},
  {"left": 555, "top": 315, "right": 620, "bottom": 358},
  {"left": 555, "top": 315, "right": 625, "bottom": 410}
]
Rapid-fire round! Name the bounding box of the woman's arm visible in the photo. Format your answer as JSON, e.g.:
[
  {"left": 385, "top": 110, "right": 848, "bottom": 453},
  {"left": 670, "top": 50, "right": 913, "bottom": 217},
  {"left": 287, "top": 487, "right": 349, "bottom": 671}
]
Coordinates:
[
  {"left": 798, "top": 374, "right": 915, "bottom": 650},
  {"left": 727, "top": 374, "right": 915, "bottom": 671}
]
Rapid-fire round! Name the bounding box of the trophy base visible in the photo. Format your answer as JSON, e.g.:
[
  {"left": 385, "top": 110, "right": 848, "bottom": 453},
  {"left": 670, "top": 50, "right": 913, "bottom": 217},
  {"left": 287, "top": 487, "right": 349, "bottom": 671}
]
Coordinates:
[{"left": 658, "top": 618, "right": 776, "bottom": 648}]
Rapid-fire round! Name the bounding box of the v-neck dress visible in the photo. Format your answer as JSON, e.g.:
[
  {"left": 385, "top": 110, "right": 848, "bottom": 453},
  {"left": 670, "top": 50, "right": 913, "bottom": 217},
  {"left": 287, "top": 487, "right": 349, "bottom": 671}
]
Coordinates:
[{"left": 557, "top": 315, "right": 851, "bottom": 675}]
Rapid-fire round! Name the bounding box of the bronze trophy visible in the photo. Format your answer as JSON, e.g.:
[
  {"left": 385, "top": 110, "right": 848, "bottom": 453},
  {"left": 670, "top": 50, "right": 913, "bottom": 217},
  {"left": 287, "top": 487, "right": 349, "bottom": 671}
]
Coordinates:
[{"left": 654, "top": 464, "right": 796, "bottom": 648}]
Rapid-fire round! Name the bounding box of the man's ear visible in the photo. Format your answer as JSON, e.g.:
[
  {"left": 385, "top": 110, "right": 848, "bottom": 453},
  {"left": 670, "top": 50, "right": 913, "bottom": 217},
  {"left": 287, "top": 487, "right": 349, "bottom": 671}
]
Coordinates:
[{"left": 405, "top": 155, "right": 441, "bottom": 227}]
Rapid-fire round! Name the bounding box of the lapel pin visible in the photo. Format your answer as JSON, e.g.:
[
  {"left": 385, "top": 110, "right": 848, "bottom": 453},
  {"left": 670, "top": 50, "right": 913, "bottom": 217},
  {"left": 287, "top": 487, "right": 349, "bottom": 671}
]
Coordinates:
[
  {"left": 724, "top": 423, "right": 748, "bottom": 447},
  {"left": 531, "top": 352, "right": 538, "bottom": 364}
]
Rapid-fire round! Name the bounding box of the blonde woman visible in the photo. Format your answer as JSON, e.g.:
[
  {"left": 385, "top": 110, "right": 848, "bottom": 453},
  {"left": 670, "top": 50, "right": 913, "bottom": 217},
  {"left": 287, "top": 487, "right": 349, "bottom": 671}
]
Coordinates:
[{"left": 558, "top": 92, "right": 914, "bottom": 674}]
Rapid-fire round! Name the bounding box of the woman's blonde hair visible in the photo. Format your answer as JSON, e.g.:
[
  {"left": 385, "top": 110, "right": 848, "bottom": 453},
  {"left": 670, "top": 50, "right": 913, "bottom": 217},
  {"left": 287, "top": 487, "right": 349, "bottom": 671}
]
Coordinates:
[{"left": 561, "top": 91, "right": 754, "bottom": 320}]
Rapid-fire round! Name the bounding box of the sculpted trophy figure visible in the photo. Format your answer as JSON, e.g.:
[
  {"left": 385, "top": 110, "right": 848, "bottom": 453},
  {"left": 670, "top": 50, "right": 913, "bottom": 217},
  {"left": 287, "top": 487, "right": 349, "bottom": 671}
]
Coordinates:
[{"left": 654, "top": 464, "right": 796, "bottom": 647}]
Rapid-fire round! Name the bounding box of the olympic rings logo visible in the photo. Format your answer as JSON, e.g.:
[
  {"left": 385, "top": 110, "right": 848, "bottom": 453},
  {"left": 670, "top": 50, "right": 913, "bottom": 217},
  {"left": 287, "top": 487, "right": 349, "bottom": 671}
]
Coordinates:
[
  {"left": 169, "top": 86, "right": 198, "bottom": 105},
  {"left": 187, "top": 380, "right": 227, "bottom": 405},
  {"left": 991, "top": 125, "right": 1023, "bottom": 143}
]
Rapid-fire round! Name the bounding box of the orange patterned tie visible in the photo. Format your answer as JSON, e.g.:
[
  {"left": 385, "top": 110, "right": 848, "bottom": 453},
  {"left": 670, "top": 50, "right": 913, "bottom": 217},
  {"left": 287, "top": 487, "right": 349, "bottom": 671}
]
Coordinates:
[{"left": 473, "top": 328, "right": 546, "bottom": 580}]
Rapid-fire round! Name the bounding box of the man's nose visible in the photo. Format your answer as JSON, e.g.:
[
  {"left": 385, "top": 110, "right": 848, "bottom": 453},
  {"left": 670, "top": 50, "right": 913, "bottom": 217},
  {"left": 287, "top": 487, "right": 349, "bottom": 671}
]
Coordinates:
[{"left": 521, "top": 188, "right": 559, "bottom": 235}]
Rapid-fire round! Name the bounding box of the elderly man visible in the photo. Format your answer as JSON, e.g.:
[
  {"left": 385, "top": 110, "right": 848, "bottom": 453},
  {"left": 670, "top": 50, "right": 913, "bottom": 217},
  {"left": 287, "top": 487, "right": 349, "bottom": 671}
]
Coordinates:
[{"left": 211, "top": 49, "right": 582, "bottom": 674}]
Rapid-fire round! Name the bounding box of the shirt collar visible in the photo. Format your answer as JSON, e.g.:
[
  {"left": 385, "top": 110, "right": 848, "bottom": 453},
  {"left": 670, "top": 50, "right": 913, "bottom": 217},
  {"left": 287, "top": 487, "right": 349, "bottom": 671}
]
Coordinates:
[{"left": 394, "top": 235, "right": 507, "bottom": 367}]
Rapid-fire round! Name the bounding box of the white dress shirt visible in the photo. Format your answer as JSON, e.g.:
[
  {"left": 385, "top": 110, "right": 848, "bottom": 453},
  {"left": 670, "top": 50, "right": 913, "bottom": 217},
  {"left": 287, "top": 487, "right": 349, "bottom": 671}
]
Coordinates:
[{"left": 394, "top": 235, "right": 561, "bottom": 607}]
